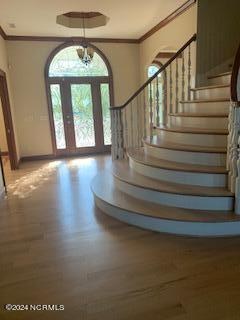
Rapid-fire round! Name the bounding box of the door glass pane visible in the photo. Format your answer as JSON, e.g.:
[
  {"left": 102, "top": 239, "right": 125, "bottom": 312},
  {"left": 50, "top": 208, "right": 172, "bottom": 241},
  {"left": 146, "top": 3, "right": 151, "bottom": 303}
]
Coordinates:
[
  {"left": 50, "top": 84, "right": 66, "bottom": 149},
  {"left": 71, "top": 84, "right": 95, "bottom": 148},
  {"left": 100, "top": 84, "right": 111, "bottom": 145}
]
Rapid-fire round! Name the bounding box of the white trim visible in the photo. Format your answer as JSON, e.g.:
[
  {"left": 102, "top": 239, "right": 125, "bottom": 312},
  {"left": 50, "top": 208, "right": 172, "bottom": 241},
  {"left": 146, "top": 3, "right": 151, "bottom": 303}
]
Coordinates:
[
  {"left": 169, "top": 115, "right": 227, "bottom": 129},
  {"left": 95, "top": 197, "right": 240, "bottom": 237},
  {"left": 157, "top": 130, "right": 227, "bottom": 147},
  {"left": 115, "top": 178, "right": 233, "bottom": 211},
  {"left": 144, "top": 144, "right": 226, "bottom": 166},
  {"left": 179, "top": 101, "right": 229, "bottom": 114},
  {"left": 129, "top": 157, "right": 227, "bottom": 187}
]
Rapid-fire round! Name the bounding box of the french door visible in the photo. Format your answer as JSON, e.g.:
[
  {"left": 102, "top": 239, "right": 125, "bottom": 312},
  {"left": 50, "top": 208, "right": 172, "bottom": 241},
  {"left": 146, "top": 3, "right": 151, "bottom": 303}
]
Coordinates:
[{"left": 49, "top": 77, "right": 111, "bottom": 156}]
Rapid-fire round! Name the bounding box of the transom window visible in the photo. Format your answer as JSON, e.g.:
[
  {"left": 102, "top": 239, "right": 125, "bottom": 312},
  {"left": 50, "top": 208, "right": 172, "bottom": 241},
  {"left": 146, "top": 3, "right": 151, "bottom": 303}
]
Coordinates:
[{"left": 49, "top": 45, "right": 109, "bottom": 77}]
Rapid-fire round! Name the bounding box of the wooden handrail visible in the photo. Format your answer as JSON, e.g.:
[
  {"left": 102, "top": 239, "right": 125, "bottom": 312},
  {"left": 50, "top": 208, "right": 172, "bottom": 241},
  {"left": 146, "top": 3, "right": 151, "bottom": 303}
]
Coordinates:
[
  {"left": 231, "top": 43, "right": 240, "bottom": 102},
  {"left": 111, "top": 33, "right": 197, "bottom": 110}
]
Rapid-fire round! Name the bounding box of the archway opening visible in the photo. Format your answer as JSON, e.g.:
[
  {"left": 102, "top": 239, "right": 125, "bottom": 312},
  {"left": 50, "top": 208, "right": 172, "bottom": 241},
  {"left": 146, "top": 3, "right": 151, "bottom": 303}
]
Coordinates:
[{"left": 46, "top": 43, "right": 113, "bottom": 156}]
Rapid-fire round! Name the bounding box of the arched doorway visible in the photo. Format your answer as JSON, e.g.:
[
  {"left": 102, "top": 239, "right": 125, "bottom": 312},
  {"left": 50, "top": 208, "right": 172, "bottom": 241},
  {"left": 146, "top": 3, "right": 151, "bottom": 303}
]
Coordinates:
[{"left": 45, "top": 42, "right": 114, "bottom": 156}]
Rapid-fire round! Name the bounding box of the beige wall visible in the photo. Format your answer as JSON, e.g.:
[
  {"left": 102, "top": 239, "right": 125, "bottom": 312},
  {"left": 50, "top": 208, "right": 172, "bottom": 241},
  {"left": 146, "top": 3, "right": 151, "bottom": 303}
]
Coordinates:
[
  {"left": 6, "top": 41, "right": 140, "bottom": 157},
  {"left": 139, "top": 4, "right": 197, "bottom": 82}
]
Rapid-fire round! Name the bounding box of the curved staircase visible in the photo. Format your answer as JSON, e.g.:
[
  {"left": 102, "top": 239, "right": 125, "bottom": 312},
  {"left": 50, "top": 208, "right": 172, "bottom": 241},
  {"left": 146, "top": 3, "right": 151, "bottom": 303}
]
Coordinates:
[{"left": 91, "top": 71, "right": 240, "bottom": 237}]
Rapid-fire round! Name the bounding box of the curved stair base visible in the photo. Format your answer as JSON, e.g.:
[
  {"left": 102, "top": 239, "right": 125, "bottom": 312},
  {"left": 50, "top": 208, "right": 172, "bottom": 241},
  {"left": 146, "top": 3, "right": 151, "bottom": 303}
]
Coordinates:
[{"left": 92, "top": 173, "right": 240, "bottom": 238}]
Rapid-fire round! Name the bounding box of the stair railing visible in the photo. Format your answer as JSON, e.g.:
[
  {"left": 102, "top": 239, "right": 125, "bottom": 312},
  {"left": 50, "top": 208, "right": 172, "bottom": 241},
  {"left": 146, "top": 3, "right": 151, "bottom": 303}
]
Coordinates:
[
  {"left": 227, "top": 43, "right": 240, "bottom": 213},
  {"left": 110, "top": 34, "right": 197, "bottom": 160}
]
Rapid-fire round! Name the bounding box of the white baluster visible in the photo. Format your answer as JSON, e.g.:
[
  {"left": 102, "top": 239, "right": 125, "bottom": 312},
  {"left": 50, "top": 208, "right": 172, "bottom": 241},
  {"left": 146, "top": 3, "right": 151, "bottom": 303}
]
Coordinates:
[
  {"left": 169, "top": 64, "right": 173, "bottom": 113},
  {"left": 181, "top": 51, "right": 185, "bottom": 102},
  {"left": 143, "top": 89, "right": 147, "bottom": 139},
  {"left": 155, "top": 77, "right": 160, "bottom": 126},
  {"left": 149, "top": 83, "right": 153, "bottom": 136},
  {"left": 110, "top": 109, "right": 117, "bottom": 160},
  {"left": 130, "top": 102, "right": 134, "bottom": 147},
  {"left": 175, "top": 58, "right": 179, "bottom": 113},
  {"left": 227, "top": 102, "right": 234, "bottom": 172},
  {"left": 163, "top": 73, "right": 167, "bottom": 126},
  {"left": 187, "top": 44, "right": 191, "bottom": 100},
  {"left": 123, "top": 108, "right": 128, "bottom": 150},
  {"left": 135, "top": 95, "right": 141, "bottom": 147},
  {"left": 117, "top": 109, "right": 124, "bottom": 159}
]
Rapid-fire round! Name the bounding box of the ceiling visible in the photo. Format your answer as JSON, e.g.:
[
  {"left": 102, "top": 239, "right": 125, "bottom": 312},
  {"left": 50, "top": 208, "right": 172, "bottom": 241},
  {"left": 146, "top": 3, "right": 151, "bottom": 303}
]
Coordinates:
[{"left": 0, "top": 0, "right": 186, "bottom": 39}]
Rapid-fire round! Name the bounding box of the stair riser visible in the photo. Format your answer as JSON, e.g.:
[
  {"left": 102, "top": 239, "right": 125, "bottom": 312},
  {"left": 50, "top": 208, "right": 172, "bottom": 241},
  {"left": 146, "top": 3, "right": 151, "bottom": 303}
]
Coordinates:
[
  {"left": 129, "top": 158, "right": 227, "bottom": 187},
  {"left": 144, "top": 144, "right": 226, "bottom": 166},
  {"left": 193, "top": 87, "right": 230, "bottom": 100},
  {"left": 95, "top": 197, "right": 240, "bottom": 237},
  {"left": 156, "top": 130, "right": 227, "bottom": 147},
  {"left": 115, "top": 178, "right": 233, "bottom": 211},
  {"left": 178, "top": 101, "right": 229, "bottom": 114},
  {"left": 208, "top": 74, "right": 231, "bottom": 86},
  {"left": 169, "top": 116, "right": 227, "bottom": 129}
]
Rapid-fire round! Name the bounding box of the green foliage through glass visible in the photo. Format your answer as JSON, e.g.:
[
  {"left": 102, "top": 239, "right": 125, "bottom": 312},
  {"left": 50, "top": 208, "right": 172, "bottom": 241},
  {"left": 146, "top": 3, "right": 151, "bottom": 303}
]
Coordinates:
[
  {"left": 100, "top": 84, "right": 111, "bottom": 145},
  {"left": 50, "top": 84, "right": 66, "bottom": 149},
  {"left": 71, "top": 84, "right": 96, "bottom": 148},
  {"left": 49, "top": 46, "right": 108, "bottom": 77}
]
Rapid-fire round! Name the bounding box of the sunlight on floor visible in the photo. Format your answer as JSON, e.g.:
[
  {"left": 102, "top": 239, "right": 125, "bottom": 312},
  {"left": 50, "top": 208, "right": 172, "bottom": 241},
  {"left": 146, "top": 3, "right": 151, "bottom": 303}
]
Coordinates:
[
  {"left": 6, "top": 157, "right": 98, "bottom": 199},
  {"left": 67, "top": 157, "right": 94, "bottom": 167},
  {"left": 7, "top": 161, "right": 62, "bottom": 198}
]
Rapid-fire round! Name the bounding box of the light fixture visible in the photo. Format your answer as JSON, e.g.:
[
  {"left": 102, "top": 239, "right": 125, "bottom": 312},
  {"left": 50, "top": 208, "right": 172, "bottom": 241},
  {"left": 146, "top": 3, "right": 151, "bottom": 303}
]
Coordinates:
[
  {"left": 76, "top": 17, "right": 94, "bottom": 66},
  {"left": 77, "top": 44, "right": 94, "bottom": 66}
]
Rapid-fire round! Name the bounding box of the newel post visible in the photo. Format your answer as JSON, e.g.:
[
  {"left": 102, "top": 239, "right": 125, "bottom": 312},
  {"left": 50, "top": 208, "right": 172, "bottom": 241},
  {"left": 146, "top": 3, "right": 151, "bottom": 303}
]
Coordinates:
[
  {"left": 110, "top": 108, "right": 124, "bottom": 160},
  {"left": 227, "top": 101, "right": 240, "bottom": 214},
  {"left": 228, "top": 102, "right": 240, "bottom": 193}
]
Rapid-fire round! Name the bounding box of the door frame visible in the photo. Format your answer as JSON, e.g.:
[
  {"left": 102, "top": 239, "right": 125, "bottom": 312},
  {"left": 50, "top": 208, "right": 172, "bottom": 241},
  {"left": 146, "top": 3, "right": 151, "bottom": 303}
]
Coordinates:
[
  {"left": 45, "top": 41, "right": 114, "bottom": 157},
  {"left": 0, "top": 69, "right": 18, "bottom": 170}
]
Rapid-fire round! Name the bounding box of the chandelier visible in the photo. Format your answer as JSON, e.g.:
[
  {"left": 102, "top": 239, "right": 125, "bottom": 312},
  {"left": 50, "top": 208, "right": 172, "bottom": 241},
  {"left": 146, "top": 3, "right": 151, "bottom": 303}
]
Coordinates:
[
  {"left": 76, "top": 17, "right": 94, "bottom": 66},
  {"left": 77, "top": 45, "right": 94, "bottom": 66}
]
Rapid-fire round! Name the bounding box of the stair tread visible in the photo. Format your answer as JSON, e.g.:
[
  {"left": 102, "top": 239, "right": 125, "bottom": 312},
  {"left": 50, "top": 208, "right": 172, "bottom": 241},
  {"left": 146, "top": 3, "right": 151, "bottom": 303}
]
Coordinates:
[
  {"left": 144, "top": 136, "right": 227, "bottom": 153},
  {"left": 208, "top": 71, "right": 232, "bottom": 79},
  {"left": 180, "top": 98, "right": 229, "bottom": 103},
  {"left": 155, "top": 125, "right": 228, "bottom": 135},
  {"left": 191, "top": 84, "right": 230, "bottom": 91},
  {"left": 128, "top": 148, "right": 228, "bottom": 174},
  {"left": 93, "top": 172, "right": 235, "bottom": 222},
  {"left": 114, "top": 159, "right": 231, "bottom": 197},
  {"left": 169, "top": 112, "right": 228, "bottom": 117}
]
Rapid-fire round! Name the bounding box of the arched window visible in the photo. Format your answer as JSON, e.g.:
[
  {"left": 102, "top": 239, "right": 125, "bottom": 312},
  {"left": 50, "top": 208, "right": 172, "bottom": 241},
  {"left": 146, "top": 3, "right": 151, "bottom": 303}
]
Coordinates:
[
  {"left": 147, "top": 64, "right": 166, "bottom": 126},
  {"left": 49, "top": 46, "right": 109, "bottom": 77},
  {"left": 147, "top": 65, "right": 159, "bottom": 78},
  {"left": 45, "top": 43, "right": 114, "bottom": 156}
]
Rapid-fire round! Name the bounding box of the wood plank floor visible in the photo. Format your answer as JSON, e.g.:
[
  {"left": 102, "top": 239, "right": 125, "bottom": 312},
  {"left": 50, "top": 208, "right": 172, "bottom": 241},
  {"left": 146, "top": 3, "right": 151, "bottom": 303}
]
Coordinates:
[{"left": 1, "top": 155, "right": 240, "bottom": 320}]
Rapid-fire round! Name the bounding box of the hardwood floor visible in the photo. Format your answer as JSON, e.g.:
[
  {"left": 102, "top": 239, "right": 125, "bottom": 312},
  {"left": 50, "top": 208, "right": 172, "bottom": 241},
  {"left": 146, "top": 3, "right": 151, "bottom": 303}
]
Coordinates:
[{"left": 1, "top": 155, "right": 240, "bottom": 319}]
